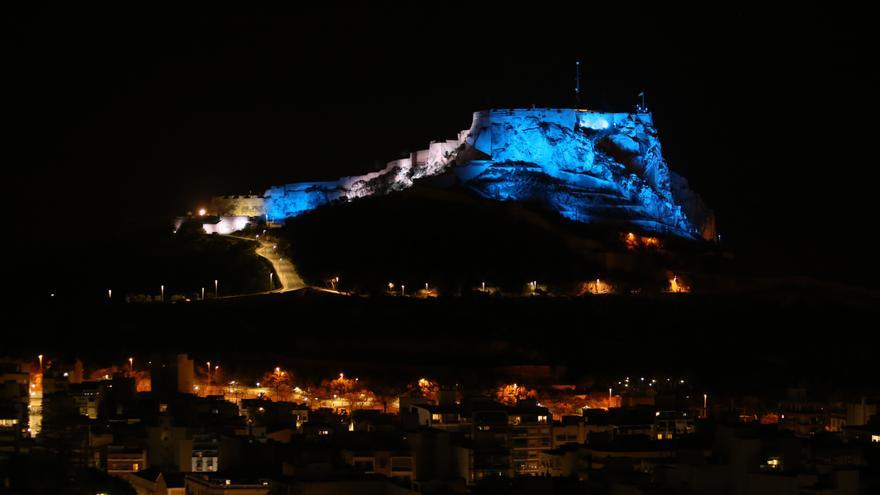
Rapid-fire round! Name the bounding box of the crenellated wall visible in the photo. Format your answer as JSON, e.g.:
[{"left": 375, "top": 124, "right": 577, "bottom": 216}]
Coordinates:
[{"left": 264, "top": 133, "right": 466, "bottom": 220}]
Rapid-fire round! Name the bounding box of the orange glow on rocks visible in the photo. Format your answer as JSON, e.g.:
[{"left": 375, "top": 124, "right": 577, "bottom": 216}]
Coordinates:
[
  {"left": 580, "top": 278, "right": 614, "bottom": 295},
  {"left": 668, "top": 275, "right": 690, "bottom": 293},
  {"left": 623, "top": 232, "right": 662, "bottom": 251}
]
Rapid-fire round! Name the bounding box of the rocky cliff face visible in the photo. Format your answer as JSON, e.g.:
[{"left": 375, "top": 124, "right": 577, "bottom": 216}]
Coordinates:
[
  {"left": 264, "top": 108, "right": 714, "bottom": 240},
  {"left": 456, "top": 109, "right": 714, "bottom": 239}
]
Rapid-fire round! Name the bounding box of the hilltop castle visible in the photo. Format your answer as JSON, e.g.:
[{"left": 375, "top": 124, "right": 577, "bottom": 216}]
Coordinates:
[{"left": 205, "top": 108, "right": 714, "bottom": 240}]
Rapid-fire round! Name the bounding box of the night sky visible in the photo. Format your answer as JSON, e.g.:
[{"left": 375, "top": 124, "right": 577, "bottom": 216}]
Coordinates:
[{"left": 4, "top": 4, "right": 877, "bottom": 289}]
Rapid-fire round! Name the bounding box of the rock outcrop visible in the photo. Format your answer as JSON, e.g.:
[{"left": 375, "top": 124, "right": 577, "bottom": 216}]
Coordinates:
[{"left": 264, "top": 108, "right": 714, "bottom": 240}]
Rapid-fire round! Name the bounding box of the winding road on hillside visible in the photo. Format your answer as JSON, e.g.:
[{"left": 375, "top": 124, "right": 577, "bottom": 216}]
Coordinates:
[{"left": 229, "top": 235, "right": 305, "bottom": 293}]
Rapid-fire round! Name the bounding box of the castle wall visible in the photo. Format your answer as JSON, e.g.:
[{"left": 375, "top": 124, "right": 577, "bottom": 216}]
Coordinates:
[
  {"left": 262, "top": 108, "right": 657, "bottom": 221},
  {"left": 264, "top": 182, "right": 342, "bottom": 221},
  {"left": 264, "top": 129, "right": 467, "bottom": 219},
  {"left": 256, "top": 108, "right": 710, "bottom": 240},
  {"left": 172, "top": 216, "right": 252, "bottom": 235},
  {"left": 209, "top": 195, "right": 265, "bottom": 217},
  {"left": 203, "top": 216, "right": 250, "bottom": 235}
]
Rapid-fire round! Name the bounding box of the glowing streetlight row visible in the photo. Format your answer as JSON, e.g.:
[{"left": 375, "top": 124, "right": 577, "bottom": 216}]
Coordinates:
[
  {"left": 104, "top": 279, "right": 222, "bottom": 303},
  {"left": 98, "top": 270, "right": 684, "bottom": 303}
]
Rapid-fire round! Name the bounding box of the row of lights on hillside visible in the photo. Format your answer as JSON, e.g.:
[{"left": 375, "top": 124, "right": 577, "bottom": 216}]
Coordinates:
[
  {"left": 616, "top": 376, "right": 688, "bottom": 387},
  {"left": 107, "top": 234, "right": 284, "bottom": 299},
  {"left": 382, "top": 279, "right": 600, "bottom": 295},
  {"left": 386, "top": 282, "right": 434, "bottom": 296},
  {"left": 105, "top": 279, "right": 221, "bottom": 302},
  {"left": 98, "top": 274, "right": 682, "bottom": 301},
  {"left": 381, "top": 279, "right": 558, "bottom": 295}
]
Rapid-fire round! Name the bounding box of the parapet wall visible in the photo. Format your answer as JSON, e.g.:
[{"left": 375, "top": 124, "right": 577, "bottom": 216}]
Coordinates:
[
  {"left": 209, "top": 195, "right": 265, "bottom": 217},
  {"left": 264, "top": 132, "right": 466, "bottom": 220}
]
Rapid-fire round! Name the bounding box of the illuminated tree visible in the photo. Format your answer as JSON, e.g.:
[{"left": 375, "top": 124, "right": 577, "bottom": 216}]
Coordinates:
[
  {"left": 262, "top": 368, "right": 294, "bottom": 401},
  {"left": 317, "top": 373, "right": 379, "bottom": 413},
  {"left": 417, "top": 378, "right": 439, "bottom": 402},
  {"left": 495, "top": 383, "right": 537, "bottom": 406}
]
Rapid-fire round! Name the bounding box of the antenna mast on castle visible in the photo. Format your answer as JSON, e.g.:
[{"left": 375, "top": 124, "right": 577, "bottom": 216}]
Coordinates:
[
  {"left": 637, "top": 91, "right": 648, "bottom": 113},
  {"left": 575, "top": 58, "right": 582, "bottom": 108}
]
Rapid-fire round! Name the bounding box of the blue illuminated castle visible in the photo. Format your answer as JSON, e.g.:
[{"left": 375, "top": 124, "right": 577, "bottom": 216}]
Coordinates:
[{"left": 255, "top": 108, "right": 714, "bottom": 240}]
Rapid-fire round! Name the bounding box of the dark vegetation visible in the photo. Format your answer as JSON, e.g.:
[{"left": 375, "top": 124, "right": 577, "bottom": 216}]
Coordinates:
[
  {"left": 279, "top": 185, "right": 724, "bottom": 294},
  {"left": 4, "top": 285, "right": 879, "bottom": 396},
  {"left": 3, "top": 450, "right": 135, "bottom": 494},
  {"left": 10, "top": 217, "right": 273, "bottom": 303}
]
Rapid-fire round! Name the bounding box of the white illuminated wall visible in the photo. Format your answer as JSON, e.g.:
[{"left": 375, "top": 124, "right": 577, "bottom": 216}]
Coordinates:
[
  {"left": 173, "top": 216, "right": 251, "bottom": 235},
  {"left": 202, "top": 216, "right": 250, "bottom": 235}
]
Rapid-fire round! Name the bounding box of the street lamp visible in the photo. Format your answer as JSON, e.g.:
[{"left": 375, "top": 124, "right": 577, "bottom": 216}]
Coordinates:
[
  {"left": 201, "top": 287, "right": 205, "bottom": 301},
  {"left": 214, "top": 279, "right": 218, "bottom": 298},
  {"left": 160, "top": 284, "right": 165, "bottom": 302},
  {"left": 108, "top": 289, "right": 112, "bottom": 300},
  {"left": 129, "top": 357, "right": 134, "bottom": 371},
  {"left": 269, "top": 272, "right": 274, "bottom": 289},
  {"left": 38, "top": 354, "right": 43, "bottom": 370}
]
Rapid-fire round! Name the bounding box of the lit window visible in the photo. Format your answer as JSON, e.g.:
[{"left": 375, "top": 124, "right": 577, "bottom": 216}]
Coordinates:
[
  {"left": 766, "top": 457, "right": 780, "bottom": 469},
  {"left": 871, "top": 435, "right": 880, "bottom": 443}
]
